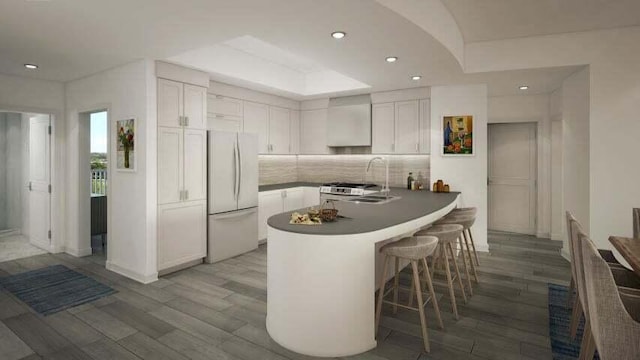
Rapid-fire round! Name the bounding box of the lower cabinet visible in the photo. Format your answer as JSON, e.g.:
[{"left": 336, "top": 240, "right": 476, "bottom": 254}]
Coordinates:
[
  {"left": 258, "top": 187, "right": 319, "bottom": 241},
  {"left": 157, "top": 200, "right": 207, "bottom": 271}
]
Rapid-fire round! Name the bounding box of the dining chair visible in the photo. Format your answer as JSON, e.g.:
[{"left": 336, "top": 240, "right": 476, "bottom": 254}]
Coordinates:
[
  {"left": 566, "top": 213, "right": 589, "bottom": 341},
  {"left": 579, "top": 233, "right": 640, "bottom": 360},
  {"left": 634, "top": 208, "right": 640, "bottom": 239}
]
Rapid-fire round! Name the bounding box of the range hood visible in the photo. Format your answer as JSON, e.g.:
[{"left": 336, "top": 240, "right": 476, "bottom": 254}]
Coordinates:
[{"left": 326, "top": 95, "right": 372, "bottom": 147}]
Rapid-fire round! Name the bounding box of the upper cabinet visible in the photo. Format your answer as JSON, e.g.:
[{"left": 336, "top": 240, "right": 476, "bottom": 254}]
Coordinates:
[
  {"left": 243, "top": 101, "right": 270, "bottom": 153},
  {"left": 300, "top": 109, "right": 330, "bottom": 154},
  {"left": 244, "top": 101, "right": 295, "bottom": 155},
  {"left": 208, "top": 94, "right": 243, "bottom": 117},
  {"left": 290, "top": 110, "right": 300, "bottom": 154},
  {"left": 158, "top": 79, "right": 206, "bottom": 130},
  {"left": 372, "top": 99, "right": 430, "bottom": 154},
  {"left": 269, "top": 107, "right": 290, "bottom": 154}
]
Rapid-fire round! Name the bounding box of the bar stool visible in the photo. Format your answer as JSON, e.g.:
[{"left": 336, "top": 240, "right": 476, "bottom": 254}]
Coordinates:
[
  {"left": 414, "top": 224, "right": 467, "bottom": 319},
  {"left": 375, "top": 235, "right": 443, "bottom": 353},
  {"left": 434, "top": 215, "right": 479, "bottom": 292},
  {"left": 447, "top": 207, "right": 479, "bottom": 266}
]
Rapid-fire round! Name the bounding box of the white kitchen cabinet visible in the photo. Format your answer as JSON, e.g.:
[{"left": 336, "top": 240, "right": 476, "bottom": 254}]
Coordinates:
[
  {"left": 243, "top": 101, "right": 269, "bottom": 154},
  {"left": 258, "top": 191, "right": 283, "bottom": 241},
  {"left": 158, "top": 127, "right": 183, "bottom": 205},
  {"left": 395, "top": 100, "right": 420, "bottom": 153},
  {"left": 419, "top": 99, "right": 431, "bottom": 154},
  {"left": 208, "top": 94, "right": 243, "bottom": 117},
  {"left": 183, "top": 129, "right": 207, "bottom": 201},
  {"left": 158, "top": 200, "right": 207, "bottom": 271},
  {"left": 207, "top": 114, "right": 243, "bottom": 132},
  {"left": 290, "top": 110, "right": 300, "bottom": 154},
  {"left": 158, "top": 79, "right": 207, "bottom": 129},
  {"left": 283, "top": 188, "right": 304, "bottom": 211},
  {"left": 303, "top": 187, "right": 320, "bottom": 207},
  {"left": 269, "top": 106, "right": 291, "bottom": 154},
  {"left": 372, "top": 103, "right": 395, "bottom": 153},
  {"left": 300, "top": 109, "right": 330, "bottom": 154}
]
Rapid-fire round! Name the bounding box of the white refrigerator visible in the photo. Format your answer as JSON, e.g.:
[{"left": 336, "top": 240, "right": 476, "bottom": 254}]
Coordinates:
[{"left": 206, "top": 131, "right": 259, "bottom": 263}]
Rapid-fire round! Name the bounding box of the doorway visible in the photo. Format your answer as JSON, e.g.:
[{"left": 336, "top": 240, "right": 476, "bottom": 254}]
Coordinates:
[
  {"left": 488, "top": 122, "right": 537, "bottom": 235},
  {"left": 0, "top": 111, "right": 51, "bottom": 262},
  {"left": 89, "top": 111, "right": 108, "bottom": 255}
]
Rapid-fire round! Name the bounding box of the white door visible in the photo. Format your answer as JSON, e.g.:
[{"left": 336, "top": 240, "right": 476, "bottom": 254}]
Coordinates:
[
  {"left": 258, "top": 191, "right": 283, "bottom": 241},
  {"left": 300, "top": 109, "right": 329, "bottom": 154},
  {"left": 243, "top": 101, "right": 269, "bottom": 154},
  {"left": 207, "top": 115, "right": 243, "bottom": 133},
  {"left": 207, "top": 208, "right": 258, "bottom": 263},
  {"left": 290, "top": 110, "right": 300, "bottom": 154},
  {"left": 208, "top": 95, "right": 243, "bottom": 117},
  {"left": 158, "top": 127, "right": 184, "bottom": 205},
  {"left": 29, "top": 115, "right": 51, "bottom": 249},
  {"left": 372, "top": 103, "right": 395, "bottom": 153},
  {"left": 237, "top": 133, "right": 259, "bottom": 210},
  {"left": 488, "top": 123, "right": 537, "bottom": 234},
  {"left": 395, "top": 100, "right": 420, "bottom": 153},
  {"left": 183, "top": 84, "right": 207, "bottom": 130},
  {"left": 209, "top": 131, "right": 238, "bottom": 214},
  {"left": 269, "top": 106, "right": 290, "bottom": 154},
  {"left": 283, "top": 188, "right": 305, "bottom": 211},
  {"left": 183, "top": 129, "right": 207, "bottom": 201},
  {"left": 157, "top": 79, "right": 183, "bottom": 128},
  {"left": 158, "top": 200, "right": 207, "bottom": 271}
]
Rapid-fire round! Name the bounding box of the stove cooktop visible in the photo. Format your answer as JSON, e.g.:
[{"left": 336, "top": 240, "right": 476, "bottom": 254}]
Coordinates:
[{"left": 321, "top": 182, "right": 377, "bottom": 188}]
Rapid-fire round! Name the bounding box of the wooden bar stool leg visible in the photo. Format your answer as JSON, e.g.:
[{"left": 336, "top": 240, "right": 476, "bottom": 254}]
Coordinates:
[
  {"left": 468, "top": 228, "right": 480, "bottom": 266},
  {"left": 375, "top": 255, "right": 390, "bottom": 338},
  {"left": 442, "top": 243, "right": 460, "bottom": 319},
  {"left": 422, "top": 258, "right": 444, "bottom": 330},
  {"left": 463, "top": 230, "right": 479, "bottom": 283},
  {"left": 448, "top": 242, "right": 468, "bottom": 302},
  {"left": 566, "top": 277, "right": 575, "bottom": 309},
  {"left": 578, "top": 319, "right": 596, "bottom": 360},
  {"left": 411, "top": 260, "right": 430, "bottom": 353},
  {"left": 393, "top": 257, "right": 400, "bottom": 314},
  {"left": 569, "top": 295, "right": 583, "bottom": 340},
  {"left": 457, "top": 236, "right": 474, "bottom": 296}
]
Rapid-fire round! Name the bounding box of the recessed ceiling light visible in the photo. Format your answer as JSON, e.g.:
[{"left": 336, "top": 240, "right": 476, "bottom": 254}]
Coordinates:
[
  {"left": 411, "top": 75, "right": 422, "bottom": 81},
  {"left": 331, "top": 31, "right": 346, "bottom": 39},
  {"left": 386, "top": 56, "right": 398, "bottom": 63},
  {"left": 519, "top": 85, "right": 529, "bottom": 90},
  {"left": 24, "top": 64, "right": 38, "bottom": 69}
]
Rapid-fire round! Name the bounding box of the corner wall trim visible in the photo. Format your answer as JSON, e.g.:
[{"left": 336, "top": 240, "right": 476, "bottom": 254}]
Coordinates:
[
  {"left": 106, "top": 261, "right": 158, "bottom": 284},
  {"left": 65, "top": 246, "right": 93, "bottom": 257}
]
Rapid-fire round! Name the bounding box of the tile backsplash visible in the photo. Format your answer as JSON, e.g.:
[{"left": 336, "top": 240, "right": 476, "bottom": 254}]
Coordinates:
[{"left": 259, "top": 155, "right": 430, "bottom": 188}]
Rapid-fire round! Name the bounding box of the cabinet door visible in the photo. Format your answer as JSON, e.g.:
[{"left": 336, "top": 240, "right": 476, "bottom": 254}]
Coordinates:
[
  {"left": 419, "top": 99, "right": 431, "bottom": 154},
  {"left": 303, "top": 187, "right": 320, "bottom": 208},
  {"left": 243, "top": 101, "right": 269, "bottom": 154},
  {"left": 184, "top": 84, "right": 207, "bottom": 130},
  {"left": 395, "top": 100, "right": 420, "bottom": 153},
  {"left": 158, "top": 79, "right": 183, "bottom": 128},
  {"left": 158, "top": 127, "right": 183, "bottom": 205},
  {"left": 300, "top": 109, "right": 330, "bottom": 154},
  {"left": 269, "top": 106, "right": 290, "bottom": 154},
  {"left": 158, "top": 200, "right": 207, "bottom": 271},
  {"left": 183, "top": 129, "right": 207, "bottom": 201},
  {"left": 208, "top": 94, "right": 243, "bottom": 117},
  {"left": 207, "top": 115, "right": 243, "bottom": 132},
  {"left": 258, "top": 191, "right": 283, "bottom": 241},
  {"left": 290, "top": 109, "right": 300, "bottom": 154},
  {"left": 283, "top": 188, "right": 305, "bottom": 211},
  {"left": 372, "top": 103, "right": 395, "bottom": 153}
]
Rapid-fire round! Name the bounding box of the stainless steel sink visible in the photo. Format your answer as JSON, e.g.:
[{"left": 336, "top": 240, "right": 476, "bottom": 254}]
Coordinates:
[{"left": 345, "top": 194, "right": 401, "bottom": 205}]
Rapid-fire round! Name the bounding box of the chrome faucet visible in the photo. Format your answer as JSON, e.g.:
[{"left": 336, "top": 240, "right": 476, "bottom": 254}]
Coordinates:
[{"left": 365, "top": 156, "right": 390, "bottom": 196}]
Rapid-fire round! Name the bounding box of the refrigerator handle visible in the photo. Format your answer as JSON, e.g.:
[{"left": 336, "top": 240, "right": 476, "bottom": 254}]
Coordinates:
[
  {"left": 233, "top": 143, "right": 238, "bottom": 200},
  {"left": 237, "top": 138, "right": 242, "bottom": 201}
]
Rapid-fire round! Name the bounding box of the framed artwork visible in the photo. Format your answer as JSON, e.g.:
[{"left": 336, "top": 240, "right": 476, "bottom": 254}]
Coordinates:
[
  {"left": 116, "top": 118, "right": 136, "bottom": 171},
  {"left": 442, "top": 115, "right": 473, "bottom": 156}
]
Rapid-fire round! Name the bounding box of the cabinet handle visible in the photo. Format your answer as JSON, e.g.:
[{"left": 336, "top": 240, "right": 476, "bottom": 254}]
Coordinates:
[
  {"left": 391, "top": 143, "right": 395, "bottom": 152},
  {"left": 216, "top": 114, "right": 223, "bottom": 118},
  {"left": 179, "top": 190, "right": 183, "bottom": 201},
  {"left": 282, "top": 190, "right": 287, "bottom": 198},
  {"left": 416, "top": 143, "right": 419, "bottom": 152},
  {"left": 185, "top": 116, "right": 189, "bottom": 127},
  {"left": 216, "top": 95, "right": 223, "bottom": 99},
  {"left": 185, "top": 190, "right": 189, "bottom": 200},
  {"left": 178, "top": 116, "right": 183, "bottom": 126}
]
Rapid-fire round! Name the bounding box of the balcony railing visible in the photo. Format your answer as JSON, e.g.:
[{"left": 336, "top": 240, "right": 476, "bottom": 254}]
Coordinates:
[{"left": 91, "top": 169, "right": 107, "bottom": 196}]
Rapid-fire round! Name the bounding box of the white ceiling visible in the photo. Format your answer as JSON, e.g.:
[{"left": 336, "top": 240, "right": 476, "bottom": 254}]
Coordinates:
[
  {"left": 0, "top": 0, "right": 614, "bottom": 98},
  {"left": 442, "top": 0, "right": 640, "bottom": 42}
]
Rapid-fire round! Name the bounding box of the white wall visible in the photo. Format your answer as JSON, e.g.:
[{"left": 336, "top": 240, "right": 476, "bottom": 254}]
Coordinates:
[
  {"left": 430, "top": 84, "right": 488, "bottom": 250},
  {"left": 20, "top": 115, "right": 31, "bottom": 237},
  {"left": 65, "top": 59, "right": 158, "bottom": 283},
  {"left": 0, "top": 113, "right": 25, "bottom": 231},
  {"left": 488, "top": 94, "right": 552, "bottom": 238},
  {"left": 561, "top": 68, "right": 590, "bottom": 254}
]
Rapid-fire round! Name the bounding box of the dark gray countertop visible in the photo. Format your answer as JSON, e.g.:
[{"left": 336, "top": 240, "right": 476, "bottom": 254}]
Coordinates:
[
  {"left": 258, "top": 182, "right": 323, "bottom": 192},
  {"left": 267, "top": 189, "right": 460, "bottom": 235}
]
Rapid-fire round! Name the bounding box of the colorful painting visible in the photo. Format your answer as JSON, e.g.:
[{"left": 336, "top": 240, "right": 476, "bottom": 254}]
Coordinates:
[
  {"left": 116, "top": 118, "right": 135, "bottom": 171},
  {"left": 442, "top": 115, "right": 473, "bottom": 155}
]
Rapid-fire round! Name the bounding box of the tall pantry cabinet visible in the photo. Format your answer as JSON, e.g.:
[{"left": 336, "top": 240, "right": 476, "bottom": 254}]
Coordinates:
[{"left": 157, "top": 78, "right": 208, "bottom": 272}]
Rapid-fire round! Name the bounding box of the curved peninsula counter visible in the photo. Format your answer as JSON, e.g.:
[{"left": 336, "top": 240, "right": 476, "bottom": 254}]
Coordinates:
[{"left": 266, "top": 188, "right": 460, "bottom": 357}]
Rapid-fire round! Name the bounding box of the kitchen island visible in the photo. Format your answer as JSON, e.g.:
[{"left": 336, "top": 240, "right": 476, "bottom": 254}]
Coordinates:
[{"left": 266, "top": 189, "right": 460, "bottom": 357}]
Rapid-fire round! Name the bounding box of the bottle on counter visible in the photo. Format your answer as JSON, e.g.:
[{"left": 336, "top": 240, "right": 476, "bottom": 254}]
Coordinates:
[
  {"left": 417, "top": 172, "right": 425, "bottom": 190},
  {"left": 407, "top": 172, "right": 414, "bottom": 190}
]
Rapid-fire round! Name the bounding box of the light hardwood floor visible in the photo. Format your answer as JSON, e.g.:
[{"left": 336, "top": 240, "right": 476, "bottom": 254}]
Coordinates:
[{"left": 0, "top": 231, "right": 569, "bottom": 360}]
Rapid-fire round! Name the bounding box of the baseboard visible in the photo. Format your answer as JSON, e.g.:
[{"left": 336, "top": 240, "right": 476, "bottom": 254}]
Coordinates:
[
  {"left": 536, "top": 232, "right": 550, "bottom": 240},
  {"left": 106, "top": 261, "right": 158, "bottom": 284},
  {"left": 475, "top": 244, "right": 489, "bottom": 252},
  {"left": 64, "top": 246, "right": 93, "bottom": 257},
  {"left": 551, "top": 232, "right": 563, "bottom": 241},
  {"left": 560, "top": 248, "right": 571, "bottom": 262}
]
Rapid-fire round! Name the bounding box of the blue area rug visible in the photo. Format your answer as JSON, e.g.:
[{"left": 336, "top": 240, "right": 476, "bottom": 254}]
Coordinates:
[
  {"left": 0, "top": 264, "right": 116, "bottom": 316},
  {"left": 548, "top": 283, "right": 598, "bottom": 360}
]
